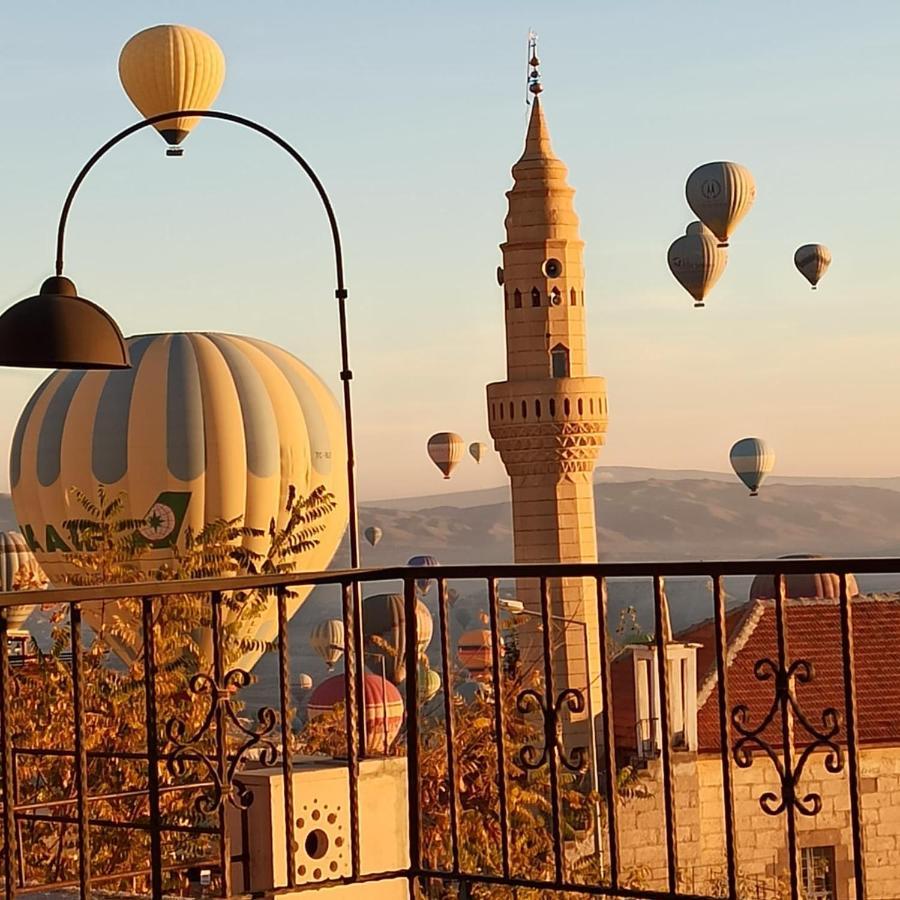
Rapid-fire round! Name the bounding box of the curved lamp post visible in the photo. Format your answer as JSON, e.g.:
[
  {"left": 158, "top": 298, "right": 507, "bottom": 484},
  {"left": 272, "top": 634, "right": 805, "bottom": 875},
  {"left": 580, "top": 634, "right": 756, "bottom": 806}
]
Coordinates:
[{"left": 0, "top": 109, "right": 361, "bottom": 570}]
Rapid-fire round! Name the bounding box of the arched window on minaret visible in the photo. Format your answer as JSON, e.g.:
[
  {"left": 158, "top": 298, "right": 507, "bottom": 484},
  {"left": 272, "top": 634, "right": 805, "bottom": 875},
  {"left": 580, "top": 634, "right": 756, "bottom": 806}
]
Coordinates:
[
  {"left": 551, "top": 344, "right": 570, "bottom": 378},
  {"left": 531, "top": 287, "right": 541, "bottom": 307},
  {"left": 513, "top": 289, "right": 522, "bottom": 308},
  {"left": 570, "top": 287, "right": 577, "bottom": 306}
]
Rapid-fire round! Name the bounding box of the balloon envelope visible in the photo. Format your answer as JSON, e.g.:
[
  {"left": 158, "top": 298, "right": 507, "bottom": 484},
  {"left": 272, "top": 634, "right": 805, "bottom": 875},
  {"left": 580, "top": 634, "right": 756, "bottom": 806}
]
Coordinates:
[
  {"left": 364, "top": 526, "right": 383, "bottom": 548},
  {"left": 297, "top": 672, "right": 314, "bottom": 691},
  {"left": 686, "top": 162, "right": 756, "bottom": 245},
  {"left": 667, "top": 224, "right": 728, "bottom": 307},
  {"left": 729, "top": 437, "right": 775, "bottom": 496},
  {"left": 362, "top": 592, "right": 433, "bottom": 684},
  {"left": 794, "top": 244, "right": 832, "bottom": 289},
  {"left": 457, "top": 628, "right": 497, "bottom": 681},
  {"left": 307, "top": 672, "right": 404, "bottom": 756},
  {"left": 749, "top": 555, "right": 859, "bottom": 602},
  {"left": 119, "top": 25, "right": 225, "bottom": 147},
  {"left": 0, "top": 531, "right": 48, "bottom": 630},
  {"left": 10, "top": 332, "right": 347, "bottom": 668},
  {"left": 469, "top": 442, "right": 487, "bottom": 464},
  {"left": 427, "top": 432, "right": 464, "bottom": 479},
  {"left": 407, "top": 555, "right": 439, "bottom": 594},
  {"left": 419, "top": 666, "right": 442, "bottom": 702},
  {"left": 310, "top": 619, "right": 344, "bottom": 670}
]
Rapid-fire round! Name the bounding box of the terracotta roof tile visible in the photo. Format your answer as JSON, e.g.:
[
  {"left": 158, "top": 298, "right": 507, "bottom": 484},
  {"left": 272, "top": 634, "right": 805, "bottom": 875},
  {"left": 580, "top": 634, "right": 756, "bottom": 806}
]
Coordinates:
[{"left": 683, "top": 595, "right": 900, "bottom": 752}]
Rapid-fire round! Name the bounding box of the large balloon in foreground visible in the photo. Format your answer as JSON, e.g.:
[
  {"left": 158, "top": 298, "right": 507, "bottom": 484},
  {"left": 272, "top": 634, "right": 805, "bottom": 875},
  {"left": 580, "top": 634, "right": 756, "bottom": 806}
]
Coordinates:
[
  {"left": 686, "top": 162, "right": 756, "bottom": 245},
  {"left": 308, "top": 673, "right": 404, "bottom": 755},
  {"left": 667, "top": 221, "right": 728, "bottom": 308},
  {"left": 119, "top": 25, "right": 226, "bottom": 151},
  {"left": 364, "top": 526, "right": 383, "bottom": 548},
  {"left": 469, "top": 442, "right": 487, "bottom": 464},
  {"left": 10, "top": 332, "right": 347, "bottom": 667},
  {"left": 729, "top": 437, "right": 775, "bottom": 497},
  {"left": 427, "top": 432, "right": 464, "bottom": 479},
  {"left": 794, "top": 244, "right": 832, "bottom": 289},
  {"left": 362, "top": 592, "right": 433, "bottom": 684},
  {"left": 0, "top": 532, "right": 49, "bottom": 630},
  {"left": 310, "top": 619, "right": 345, "bottom": 670}
]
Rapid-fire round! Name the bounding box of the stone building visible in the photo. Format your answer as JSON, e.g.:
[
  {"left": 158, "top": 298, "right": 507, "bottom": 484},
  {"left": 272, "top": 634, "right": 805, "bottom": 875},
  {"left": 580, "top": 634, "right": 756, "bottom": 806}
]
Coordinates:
[
  {"left": 486, "top": 54, "right": 608, "bottom": 724},
  {"left": 612, "top": 590, "right": 900, "bottom": 898}
]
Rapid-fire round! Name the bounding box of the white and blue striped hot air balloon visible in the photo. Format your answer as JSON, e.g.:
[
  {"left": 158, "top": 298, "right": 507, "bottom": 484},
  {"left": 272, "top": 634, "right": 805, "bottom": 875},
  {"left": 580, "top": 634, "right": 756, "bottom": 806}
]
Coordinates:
[
  {"left": 729, "top": 437, "right": 775, "bottom": 497},
  {"left": 9, "top": 332, "right": 348, "bottom": 667}
]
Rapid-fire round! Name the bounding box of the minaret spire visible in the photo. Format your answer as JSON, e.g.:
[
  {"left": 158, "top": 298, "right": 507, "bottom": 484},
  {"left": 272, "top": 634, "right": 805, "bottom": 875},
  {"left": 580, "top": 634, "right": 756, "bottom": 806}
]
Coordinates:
[{"left": 487, "top": 43, "right": 609, "bottom": 744}]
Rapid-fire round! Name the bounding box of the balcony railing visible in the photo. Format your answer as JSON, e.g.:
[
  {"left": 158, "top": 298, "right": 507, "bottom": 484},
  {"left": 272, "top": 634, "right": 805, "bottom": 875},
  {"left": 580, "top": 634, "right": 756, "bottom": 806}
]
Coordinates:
[{"left": 0, "top": 556, "right": 896, "bottom": 899}]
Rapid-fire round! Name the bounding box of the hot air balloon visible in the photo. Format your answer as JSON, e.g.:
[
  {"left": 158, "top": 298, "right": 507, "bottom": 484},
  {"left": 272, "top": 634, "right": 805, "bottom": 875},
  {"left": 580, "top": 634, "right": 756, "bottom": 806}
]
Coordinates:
[
  {"left": 297, "top": 672, "right": 314, "bottom": 692},
  {"left": 362, "top": 593, "right": 433, "bottom": 684},
  {"left": 729, "top": 437, "right": 775, "bottom": 497},
  {"left": 686, "top": 162, "right": 756, "bottom": 246},
  {"left": 749, "top": 555, "right": 859, "bottom": 603},
  {"left": 667, "top": 222, "right": 728, "bottom": 308},
  {"left": 307, "top": 672, "right": 404, "bottom": 756},
  {"left": 119, "top": 25, "right": 226, "bottom": 155},
  {"left": 10, "top": 332, "right": 347, "bottom": 669},
  {"left": 427, "top": 432, "right": 464, "bottom": 479},
  {"left": 457, "top": 629, "right": 498, "bottom": 682},
  {"left": 469, "top": 442, "right": 487, "bottom": 464},
  {"left": 310, "top": 619, "right": 345, "bottom": 670},
  {"left": 794, "top": 244, "right": 832, "bottom": 290},
  {"left": 364, "top": 526, "right": 383, "bottom": 548},
  {"left": 407, "top": 555, "right": 440, "bottom": 595},
  {"left": 0, "top": 532, "right": 49, "bottom": 630},
  {"left": 418, "top": 665, "right": 442, "bottom": 703}
]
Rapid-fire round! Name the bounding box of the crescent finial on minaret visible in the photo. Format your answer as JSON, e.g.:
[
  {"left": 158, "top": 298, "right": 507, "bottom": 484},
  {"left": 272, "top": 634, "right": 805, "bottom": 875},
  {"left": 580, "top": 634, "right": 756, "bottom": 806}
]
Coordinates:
[{"left": 527, "top": 30, "right": 543, "bottom": 98}]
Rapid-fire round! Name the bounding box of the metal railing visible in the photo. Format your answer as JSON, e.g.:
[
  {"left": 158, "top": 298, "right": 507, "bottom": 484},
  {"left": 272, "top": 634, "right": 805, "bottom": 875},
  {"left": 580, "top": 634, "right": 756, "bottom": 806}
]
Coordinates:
[{"left": 0, "top": 556, "right": 894, "bottom": 899}]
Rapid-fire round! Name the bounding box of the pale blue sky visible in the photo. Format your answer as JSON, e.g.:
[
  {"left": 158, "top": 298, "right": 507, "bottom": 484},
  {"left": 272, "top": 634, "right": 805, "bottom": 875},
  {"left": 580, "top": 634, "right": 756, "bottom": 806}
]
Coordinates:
[{"left": 1, "top": 1, "right": 898, "bottom": 500}]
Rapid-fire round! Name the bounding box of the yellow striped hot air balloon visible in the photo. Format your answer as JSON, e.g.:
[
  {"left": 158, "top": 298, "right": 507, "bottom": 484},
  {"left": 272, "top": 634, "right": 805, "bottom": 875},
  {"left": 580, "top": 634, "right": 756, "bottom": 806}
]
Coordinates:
[
  {"left": 686, "top": 162, "right": 756, "bottom": 246},
  {"left": 118, "top": 25, "right": 226, "bottom": 153},
  {"left": 0, "top": 531, "right": 49, "bottom": 630},
  {"left": 427, "top": 432, "right": 464, "bottom": 479},
  {"left": 9, "top": 332, "right": 347, "bottom": 667}
]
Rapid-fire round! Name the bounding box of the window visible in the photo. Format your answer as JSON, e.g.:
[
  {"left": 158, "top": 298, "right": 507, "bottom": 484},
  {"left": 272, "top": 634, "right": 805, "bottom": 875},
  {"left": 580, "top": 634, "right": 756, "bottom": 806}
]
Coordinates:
[
  {"left": 564, "top": 398, "right": 570, "bottom": 416},
  {"left": 548, "top": 398, "right": 556, "bottom": 417},
  {"left": 570, "top": 287, "right": 577, "bottom": 305},
  {"left": 521, "top": 400, "right": 527, "bottom": 419},
  {"left": 498, "top": 403, "right": 503, "bottom": 420},
  {"left": 551, "top": 344, "right": 570, "bottom": 378},
  {"left": 535, "top": 399, "right": 541, "bottom": 418},
  {"left": 577, "top": 398, "right": 583, "bottom": 415},
  {"left": 514, "top": 289, "right": 522, "bottom": 309},
  {"left": 801, "top": 846, "right": 835, "bottom": 900},
  {"left": 509, "top": 402, "right": 514, "bottom": 420},
  {"left": 531, "top": 287, "right": 541, "bottom": 307}
]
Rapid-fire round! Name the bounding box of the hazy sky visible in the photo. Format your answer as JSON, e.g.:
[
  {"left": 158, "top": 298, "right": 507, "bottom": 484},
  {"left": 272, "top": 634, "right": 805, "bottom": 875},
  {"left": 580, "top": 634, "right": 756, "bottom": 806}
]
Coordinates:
[{"left": 1, "top": 1, "right": 898, "bottom": 501}]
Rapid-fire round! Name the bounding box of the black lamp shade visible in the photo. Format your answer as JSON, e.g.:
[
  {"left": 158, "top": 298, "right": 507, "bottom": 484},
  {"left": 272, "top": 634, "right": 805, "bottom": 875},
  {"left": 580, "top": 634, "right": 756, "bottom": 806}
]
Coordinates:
[{"left": 0, "top": 276, "right": 130, "bottom": 369}]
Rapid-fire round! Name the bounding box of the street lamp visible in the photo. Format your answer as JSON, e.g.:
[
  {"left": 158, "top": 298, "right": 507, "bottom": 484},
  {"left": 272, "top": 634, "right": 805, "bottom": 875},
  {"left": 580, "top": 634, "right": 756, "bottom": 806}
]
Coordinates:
[{"left": 0, "top": 109, "right": 362, "bottom": 569}]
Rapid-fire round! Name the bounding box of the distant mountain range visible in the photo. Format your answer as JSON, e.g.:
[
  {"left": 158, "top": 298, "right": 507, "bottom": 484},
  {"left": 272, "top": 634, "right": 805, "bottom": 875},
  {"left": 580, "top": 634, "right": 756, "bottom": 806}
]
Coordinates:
[{"left": 357, "top": 467, "right": 900, "bottom": 564}]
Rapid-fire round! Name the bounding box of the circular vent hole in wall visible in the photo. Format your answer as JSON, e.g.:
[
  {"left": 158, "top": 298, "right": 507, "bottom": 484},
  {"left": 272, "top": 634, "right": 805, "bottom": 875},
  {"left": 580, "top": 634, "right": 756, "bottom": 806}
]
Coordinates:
[{"left": 305, "top": 828, "right": 329, "bottom": 860}]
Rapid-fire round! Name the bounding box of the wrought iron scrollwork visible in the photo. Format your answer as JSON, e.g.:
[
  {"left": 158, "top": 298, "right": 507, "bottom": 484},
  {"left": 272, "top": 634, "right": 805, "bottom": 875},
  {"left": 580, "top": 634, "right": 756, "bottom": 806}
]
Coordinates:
[
  {"left": 166, "top": 668, "right": 278, "bottom": 813},
  {"left": 516, "top": 687, "right": 588, "bottom": 773},
  {"left": 732, "top": 658, "right": 843, "bottom": 816}
]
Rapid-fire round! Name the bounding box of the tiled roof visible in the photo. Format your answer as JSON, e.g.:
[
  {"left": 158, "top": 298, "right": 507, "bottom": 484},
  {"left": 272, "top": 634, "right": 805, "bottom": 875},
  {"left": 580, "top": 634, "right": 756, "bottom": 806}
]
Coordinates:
[{"left": 678, "top": 595, "right": 900, "bottom": 753}]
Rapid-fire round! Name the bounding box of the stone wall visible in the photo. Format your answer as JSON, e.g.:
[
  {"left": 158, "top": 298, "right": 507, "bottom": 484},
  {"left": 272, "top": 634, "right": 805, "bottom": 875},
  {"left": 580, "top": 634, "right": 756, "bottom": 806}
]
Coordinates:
[{"left": 611, "top": 747, "right": 900, "bottom": 898}]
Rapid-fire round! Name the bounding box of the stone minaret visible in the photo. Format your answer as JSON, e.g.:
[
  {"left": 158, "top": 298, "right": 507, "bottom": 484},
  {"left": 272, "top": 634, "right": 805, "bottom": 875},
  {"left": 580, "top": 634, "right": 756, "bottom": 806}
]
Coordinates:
[{"left": 486, "top": 56, "right": 608, "bottom": 730}]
